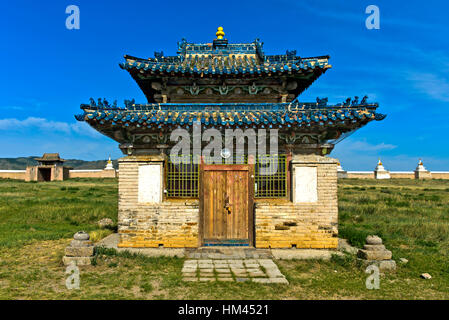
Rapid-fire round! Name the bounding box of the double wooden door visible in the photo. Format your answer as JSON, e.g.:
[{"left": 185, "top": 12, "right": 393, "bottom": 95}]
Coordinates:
[{"left": 200, "top": 165, "right": 254, "bottom": 246}]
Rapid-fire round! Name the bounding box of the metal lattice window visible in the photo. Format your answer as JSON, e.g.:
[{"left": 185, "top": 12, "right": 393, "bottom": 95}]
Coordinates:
[
  {"left": 255, "top": 155, "right": 287, "bottom": 198},
  {"left": 165, "top": 154, "right": 288, "bottom": 199},
  {"left": 166, "top": 155, "right": 199, "bottom": 198}
]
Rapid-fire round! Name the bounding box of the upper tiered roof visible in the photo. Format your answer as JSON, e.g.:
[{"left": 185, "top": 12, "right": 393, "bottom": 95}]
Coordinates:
[
  {"left": 120, "top": 28, "right": 331, "bottom": 103},
  {"left": 121, "top": 39, "right": 330, "bottom": 76}
]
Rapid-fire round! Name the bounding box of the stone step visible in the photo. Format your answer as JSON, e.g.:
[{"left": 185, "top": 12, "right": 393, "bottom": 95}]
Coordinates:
[{"left": 185, "top": 247, "right": 273, "bottom": 259}]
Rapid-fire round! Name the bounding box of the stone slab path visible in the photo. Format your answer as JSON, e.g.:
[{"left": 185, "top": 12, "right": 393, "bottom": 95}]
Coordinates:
[{"left": 182, "top": 259, "right": 289, "bottom": 284}]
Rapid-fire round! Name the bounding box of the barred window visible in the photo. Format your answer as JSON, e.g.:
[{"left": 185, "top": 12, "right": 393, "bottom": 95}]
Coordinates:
[
  {"left": 165, "top": 155, "right": 199, "bottom": 198},
  {"left": 255, "top": 155, "right": 288, "bottom": 198},
  {"left": 165, "top": 154, "right": 288, "bottom": 199}
]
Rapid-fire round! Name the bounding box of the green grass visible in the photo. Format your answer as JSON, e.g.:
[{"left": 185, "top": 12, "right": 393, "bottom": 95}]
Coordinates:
[
  {"left": 0, "top": 178, "right": 117, "bottom": 247},
  {"left": 0, "top": 178, "right": 449, "bottom": 299}
]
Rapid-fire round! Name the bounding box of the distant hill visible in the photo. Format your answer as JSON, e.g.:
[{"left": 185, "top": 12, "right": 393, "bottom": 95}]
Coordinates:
[{"left": 0, "top": 157, "right": 119, "bottom": 170}]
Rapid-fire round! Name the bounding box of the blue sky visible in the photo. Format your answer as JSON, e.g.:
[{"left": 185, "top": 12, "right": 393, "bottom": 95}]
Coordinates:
[{"left": 1, "top": 0, "right": 448, "bottom": 170}]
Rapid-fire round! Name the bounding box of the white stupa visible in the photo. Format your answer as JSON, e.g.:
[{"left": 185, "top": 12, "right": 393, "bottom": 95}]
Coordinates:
[
  {"left": 414, "top": 159, "right": 431, "bottom": 179},
  {"left": 105, "top": 156, "right": 114, "bottom": 170},
  {"left": 337, "top": 161, "right": 347, "bottom": 178},
  {"left": 337, "top": 161, "right": 343, "bottom": 172},
  {"left": 415, "top": 159, "right": 426, "bottom": 172},
  {"left": 374, "top": 159, "right": 390, "bottom": 179}
]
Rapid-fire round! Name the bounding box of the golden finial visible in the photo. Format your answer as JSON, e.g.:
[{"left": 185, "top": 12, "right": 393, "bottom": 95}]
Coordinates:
[
  {"left": 419, "top": 159, "right": 423, "bottom": 166},
  {"left": 378, "top": 158, "right": 383, "bottom": 166},
  {"left": 216, "top": 27, "right": 225, "bottom": 40}
]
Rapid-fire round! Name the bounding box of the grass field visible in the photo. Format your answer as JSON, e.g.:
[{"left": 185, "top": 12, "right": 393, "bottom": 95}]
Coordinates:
[{"left": 0, "top": 178, "right": 448, "bottom": 299}]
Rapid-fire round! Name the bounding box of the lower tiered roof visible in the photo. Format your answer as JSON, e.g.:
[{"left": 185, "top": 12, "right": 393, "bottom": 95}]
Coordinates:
[
  {"left": 76, "top": 99, "right": 385, "bottom": 129},
  {"left": 75, "top": 98, "right": 385, "bottom": 146}
]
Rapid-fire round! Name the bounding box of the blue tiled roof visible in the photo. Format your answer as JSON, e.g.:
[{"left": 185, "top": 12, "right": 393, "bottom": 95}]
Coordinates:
[
  {"left": 76, "top": 99, "right": 385, "bottom": 128},
  {"left": 120, "top": 38, "right": 330, "bottom": 76},
  {"left": 120, "top": 56, "right": 329, "bottom": 76}
]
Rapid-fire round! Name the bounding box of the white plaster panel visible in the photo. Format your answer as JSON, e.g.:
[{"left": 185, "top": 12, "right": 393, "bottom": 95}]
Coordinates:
[
  {"left": 138, "top": 164, "right": 162, "bottom": 203},
  {"left": 375, "top": 171, "right": 391, "bottom": 179},
  {"left": 294, "top": 166, "right": 318, "bottom": 203}
]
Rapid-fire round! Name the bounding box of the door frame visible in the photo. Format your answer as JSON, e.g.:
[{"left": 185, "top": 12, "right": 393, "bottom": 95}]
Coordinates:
[{"left": 199, "top": 162, "right": 255, "bottom": 247}]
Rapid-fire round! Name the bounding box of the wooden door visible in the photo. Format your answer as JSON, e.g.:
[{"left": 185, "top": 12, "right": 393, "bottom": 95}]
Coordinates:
[{"left": 200, "top": 165, "right": 254, "bottom": 246}]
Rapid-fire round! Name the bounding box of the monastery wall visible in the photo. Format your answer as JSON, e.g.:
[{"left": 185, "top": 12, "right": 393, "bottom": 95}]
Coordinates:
[
  {"left": 390, "top": 172, "right": 415, "bottom": 179},
  {"left": 0, "top": 170, "right": 26, "bottom": 180},
  {"left": 345, "top": 171, "right": 374, "bottom": 179},
  {"left": 431, "top": 172, "right": 449, "bottom": 179},
  {"left": 0, "top": 169, "right": 117, "bottom": 180},
  {"left": 69, "top": 169, "right": 117, "bottom": 179},
  {"left": 341, "top": 171, "right": 449, "bottom": 180}
]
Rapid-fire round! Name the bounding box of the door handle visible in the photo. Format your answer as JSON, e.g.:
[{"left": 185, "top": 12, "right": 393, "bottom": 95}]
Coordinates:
[{"left": 224, "top": 195, "right": 232, "bottom": 214}]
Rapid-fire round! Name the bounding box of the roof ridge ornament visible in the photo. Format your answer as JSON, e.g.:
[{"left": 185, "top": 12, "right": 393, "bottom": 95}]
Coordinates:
[{"left": 216, "top": 27, "right": 225, "bottom": 40}]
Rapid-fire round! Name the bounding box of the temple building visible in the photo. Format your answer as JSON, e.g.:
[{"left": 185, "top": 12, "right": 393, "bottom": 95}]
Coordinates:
[
  {"left": 76, "top": 28, "right": 385, "bottom": 249},
  {"left": 25, "top": 153, "right": 71, "bottom": 182}
]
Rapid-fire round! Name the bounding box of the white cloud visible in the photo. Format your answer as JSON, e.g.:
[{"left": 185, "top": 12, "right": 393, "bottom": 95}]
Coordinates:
[
  {"left": 332, "top": 138, "right": 399, "bottom": 170},
  {"left": 406, "top": 72, "right": 449, "bottom": 103},
  {"left": 339, "top": 140, "right": 397, "bottom": 152},
  {"left": 0, "top": 135, "right": 122, "bottom": 161},
  {"left": 69, "top": 121, "right": 104, "bottom": 138},
  {"left": 0, "top": 117, "right": 102, "bottom": 138},
  {"left": 287, "top": 0, "right": 438, "bottom": 30},
  {"left": 0, "top": 105, "right": 25, "bottom": 111}
]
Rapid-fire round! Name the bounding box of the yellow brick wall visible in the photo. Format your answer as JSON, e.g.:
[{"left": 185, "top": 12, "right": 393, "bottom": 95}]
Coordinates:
[
  {"left": 117, "top": 156, "right": 200, "bottom": 248},
  {"left": 255, "top": 155, "right": 339, "bottom": 249}
]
